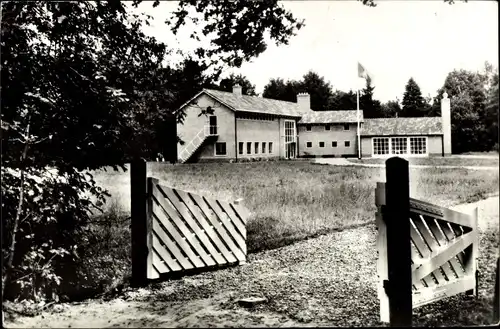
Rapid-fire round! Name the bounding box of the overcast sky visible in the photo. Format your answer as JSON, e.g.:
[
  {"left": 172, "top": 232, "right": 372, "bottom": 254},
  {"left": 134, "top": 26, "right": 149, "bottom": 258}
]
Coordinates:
[{"left": 135, "top": 0, "right": 498, "bottom": 103}]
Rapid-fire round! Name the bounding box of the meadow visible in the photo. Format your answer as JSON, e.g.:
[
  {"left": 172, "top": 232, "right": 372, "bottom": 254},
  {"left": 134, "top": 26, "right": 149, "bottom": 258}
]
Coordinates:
[{"left": 93, "top": 160, "right": 499, "bottom": 253}]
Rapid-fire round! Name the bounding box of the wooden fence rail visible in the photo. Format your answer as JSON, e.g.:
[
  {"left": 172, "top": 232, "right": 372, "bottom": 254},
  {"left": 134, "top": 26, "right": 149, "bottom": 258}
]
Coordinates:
[
  {"left": 131, "top": 159, "right": 249, "bottom": 285},
  {"left": 376, "top": 157, "right": 479, "bottom": 326}
]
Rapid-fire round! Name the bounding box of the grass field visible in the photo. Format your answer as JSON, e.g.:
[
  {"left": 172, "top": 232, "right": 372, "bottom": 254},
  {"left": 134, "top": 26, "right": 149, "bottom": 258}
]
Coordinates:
[
  {"left": 347, "top": 156, "right": 499, "bottom": 167},
  {"left": 93, "top": 161, "right": 499, "bottom": 253}
]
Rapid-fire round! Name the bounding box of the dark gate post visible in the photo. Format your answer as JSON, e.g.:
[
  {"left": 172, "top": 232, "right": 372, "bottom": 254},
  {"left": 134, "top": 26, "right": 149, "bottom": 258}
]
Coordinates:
[
  {"left": 131, "top": 158, "right": 148, "bottom": 287},
  {"left": 385, "top": 157, "right": 412, "bottom": 327}
]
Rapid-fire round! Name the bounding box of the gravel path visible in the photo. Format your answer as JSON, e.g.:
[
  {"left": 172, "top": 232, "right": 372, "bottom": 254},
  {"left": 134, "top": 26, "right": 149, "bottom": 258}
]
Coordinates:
[{"left": 5, "top": 197, "right": 499, "bottom": 328}]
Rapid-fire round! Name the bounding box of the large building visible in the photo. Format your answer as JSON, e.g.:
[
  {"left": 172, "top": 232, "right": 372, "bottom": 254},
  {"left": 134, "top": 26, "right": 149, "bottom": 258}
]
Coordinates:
[{"left": 176, "top": 85, "right": 451, "bottom": 162}]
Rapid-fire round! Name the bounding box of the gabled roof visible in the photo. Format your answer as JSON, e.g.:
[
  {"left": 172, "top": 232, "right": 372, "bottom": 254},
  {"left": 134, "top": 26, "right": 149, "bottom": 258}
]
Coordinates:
[
  {"left": 361, "top": 117, "right": 443, "bottom": 136},
  {"left": 178, "top": 89, "right": 307, "bottom": 118},
  {"left": 298, "top": 110, "right": 363, "bottom": 124}
]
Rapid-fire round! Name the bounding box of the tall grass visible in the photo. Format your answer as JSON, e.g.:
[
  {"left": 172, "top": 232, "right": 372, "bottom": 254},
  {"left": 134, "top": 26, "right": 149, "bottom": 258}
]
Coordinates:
[{"left": 92, "top": 161, "right": 499, "bottom": 253}]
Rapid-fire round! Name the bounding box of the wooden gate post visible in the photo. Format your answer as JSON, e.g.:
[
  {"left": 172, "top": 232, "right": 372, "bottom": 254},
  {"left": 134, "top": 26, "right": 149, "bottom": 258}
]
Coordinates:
[
  {"left": 385, "top": 157, "right": 412, "bottom": 327},
  {"left": 131, "top": 158, "right": 148, "bottom": 287}
]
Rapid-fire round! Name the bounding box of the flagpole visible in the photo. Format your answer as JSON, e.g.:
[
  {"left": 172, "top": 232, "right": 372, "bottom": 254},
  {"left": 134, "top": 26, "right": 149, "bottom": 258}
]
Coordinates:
[{"left": 357, "top": 86, "right": 361, "bottom": 159}]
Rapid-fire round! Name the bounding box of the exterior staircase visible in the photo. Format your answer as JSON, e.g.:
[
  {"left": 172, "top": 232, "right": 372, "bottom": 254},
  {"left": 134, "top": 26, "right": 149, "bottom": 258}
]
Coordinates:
[{"left": 178, "top": 125, "right": 218, "bottom": 163}]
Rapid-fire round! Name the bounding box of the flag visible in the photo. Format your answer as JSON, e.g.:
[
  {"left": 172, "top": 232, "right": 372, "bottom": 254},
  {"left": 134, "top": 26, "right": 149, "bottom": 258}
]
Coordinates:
[{"left": 358, "top": 62, "right": 370, "bottom": 80}]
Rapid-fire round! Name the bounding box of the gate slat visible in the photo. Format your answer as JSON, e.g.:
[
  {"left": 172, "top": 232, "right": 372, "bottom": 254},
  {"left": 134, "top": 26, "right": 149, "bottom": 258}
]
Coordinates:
[
  {"left": 231, "top": 203, "right": 251, "bottom": 225},
  {"left": 152, "top": 235, "right": 183, "bottom": 272},
  {"left": 218, "top": 200, "right": 246, "bottom": 238},
  {"left": 413, "top": 275, "right": 475, "bottom": 309},
  {"left": 149, "top": 264, "right": 160, "bottom": 280},
  {"left": 412, "top": 231, "right": 475, "bottom": 285},
  {"left": 157, "top": 185, "right": 217, "bottom": 267},
  {"left": 152, "top": 216, "right": 196, "bottom": 270},
  {"left": 411, "top": 214, "right": 456, "bottom": 282},
  {"left": 411, "top": 245, "right": 427, "bottom": 289},
  {"left": 190, "top": 194, "right": 243, "bottom": 262},
  {"left": 435, "top": 219, "right": 465, "bottom": 270},
  {"left": 152, "top": 249, "right": 170, "bottom": 273},
  {"left": 410, "top": 222, "right": 439, "bottom": 287},
  {"left": 204, "top": 197, "right": 247, "bottom": 256},
  {"left": 175, "top": 189, "right": 229, "bottom": 265},
  {"left": 424, "top": 216, "right": 463, "bottom": 280},
  {"left": 153, "top": 200, "right": 205, "bottom": 267}
]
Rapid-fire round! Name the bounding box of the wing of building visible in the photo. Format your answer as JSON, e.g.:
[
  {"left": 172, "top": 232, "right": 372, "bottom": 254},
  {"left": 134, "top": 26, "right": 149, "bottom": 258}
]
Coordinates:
[{"left": 175, "top": 85, "right": 451, "bottom": 163}]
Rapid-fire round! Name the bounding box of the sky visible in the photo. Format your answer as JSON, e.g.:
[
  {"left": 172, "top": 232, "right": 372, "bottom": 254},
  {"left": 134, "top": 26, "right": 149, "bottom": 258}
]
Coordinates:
[{"left": 135, "top": 0, "right": 498, "bottom": 103}]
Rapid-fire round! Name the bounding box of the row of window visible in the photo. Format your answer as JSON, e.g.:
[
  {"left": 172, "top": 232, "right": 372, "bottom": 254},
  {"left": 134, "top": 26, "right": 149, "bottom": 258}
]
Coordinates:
[
  {"left": 215, "top": 142, "right": 274, "bottom": 156},
  {"left": 305, "top": 124, "right": 350, "bottom": 131},
  {"left": 238, "top": 141, "right": 273, "bottom": 155},
  {"left": 236, "top": 113, "right": 275, "bottom": 121},
  {"left": 373, "top": 137, "right": 427, "bottom": 155},
  {"left": 306, "top": 141, "right": 351, "bottom": 148}
]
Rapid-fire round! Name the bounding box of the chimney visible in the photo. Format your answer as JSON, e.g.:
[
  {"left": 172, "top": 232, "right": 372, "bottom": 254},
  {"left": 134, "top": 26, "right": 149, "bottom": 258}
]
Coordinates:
[
  {"left": 441, "top": 92, "right": 452, "bottom": 155},
  {"left": 297, "top": 92, "right": 311, "bottom": 111},
  {"left": 233, "top": 83, "right": 242, "bottom": 96}
]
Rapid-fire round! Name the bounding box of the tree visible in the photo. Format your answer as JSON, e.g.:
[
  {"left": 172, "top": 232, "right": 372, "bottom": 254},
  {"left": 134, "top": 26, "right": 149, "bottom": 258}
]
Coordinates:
[
  {"left": 381, "top": 100, "right": 402, "bottom": 118},
  {"left": 401, "top": 78, "right": 427, "bottom": 117},
  {"left": 263, "top": 78, "right": 301, "bottom": 103},
  {"left": 432, "top": 69, "right": 490, "bottom": 153},
  {"left": 263, "top": 78, "right": 288, "bottom": 101},
  {"left": 330, "top": 90, "right": 358, "bottom": 111},
  {"left": 299, "top": 71, "right": 334, "bottom": 111},
  {"left": 168, "top": 0, "right": 304, "bottom": 72},
  {"left": 1, "top": 0, "right": 304, "bottom": 302},
  {"left": 218, "top": 74, "right": 257, "bottom": 96},
  {"left": 262, "top": 71, "right": 334, "bottom": 111},
  {"left": 360, "top": 77, "right": 383, "bottom": 118},
  {"left": 484, "top": 70, "right": 499, "bottom": 151}
]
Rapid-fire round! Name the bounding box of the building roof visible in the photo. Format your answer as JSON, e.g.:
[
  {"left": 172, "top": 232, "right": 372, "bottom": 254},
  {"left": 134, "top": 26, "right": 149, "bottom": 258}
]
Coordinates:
[
  {"left": 361, "top": 117, "right": 443, "bottom": 136},
  {"left": 200, "top": 89, "right": 307, "bottom": 118},
  {"left": 298, "top": 110, "right": 363, "bottom": 124}
]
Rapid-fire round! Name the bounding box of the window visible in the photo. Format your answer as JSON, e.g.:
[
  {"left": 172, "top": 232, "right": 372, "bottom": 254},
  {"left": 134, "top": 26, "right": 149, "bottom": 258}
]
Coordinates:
[
  {"left": 410, "top": 137, "right": 427, "bottom": 155},
  {"left": 269, "top": 142, "right": 273, "bottom": 153},
  {"left": 319, "top": 142, "right": 325, "bottom": 148},
  {"left": 246, "top": 142, "right": 252, "bottom": 154},
  {"left": 332, "top": 141, "right": 337, "bottom": 147},
  {"left": 238, "top": 142, "right": 244, "bottom": 155},
  {"left": 345, "top": 141, "right": 351, "bottom": 147},
  {"left": 325, "top": 125, "right": 331, "bottom": 131},
  {"left": 306, "top": 125, "right": 312, "bottom": 131},
  {"left": 344, "top": 124, "right": 350, "bottom": 131},
  {"left": 254, "top": 142, "right": 259, "bottom": 154},
  {"left": 215, "top": 142, "right": 227, "bottom": 156},
  {"left": 306, "top": 142, "right": 312, "bottom": 148},
  {"left": 391, "top": 137, "right": 408, "bottom": 155},
  {"left": 262, "top": 142, "right": 266, "bottom": 154},
  {"left": 373, "top": 138, "right": 390, "bottom": 155},
  {"left": 284, "top": 121, "right": 295, "bottom": 143}
]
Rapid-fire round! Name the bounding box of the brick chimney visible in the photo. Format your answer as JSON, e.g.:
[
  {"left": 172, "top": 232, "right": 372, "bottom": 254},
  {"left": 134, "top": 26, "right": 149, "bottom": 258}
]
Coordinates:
[
  {"left": 297, "top": 92, "right": 311, "bottom": 111},
  {"left": 233, "top": 83, "right": 242, "bottom": 96},
  {"left": 441, "top": 92, "right": 452, "bottom": 155}
]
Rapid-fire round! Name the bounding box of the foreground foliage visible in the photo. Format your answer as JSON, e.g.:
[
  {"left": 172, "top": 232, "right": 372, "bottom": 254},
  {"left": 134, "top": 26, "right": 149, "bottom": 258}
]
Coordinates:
[{"left": 1, "top": 0, "right": 302, "bottom": 302}]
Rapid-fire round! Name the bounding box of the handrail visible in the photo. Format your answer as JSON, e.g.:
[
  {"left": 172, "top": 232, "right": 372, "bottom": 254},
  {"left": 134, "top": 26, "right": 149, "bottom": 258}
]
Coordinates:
[
  {"left": 178, "top": 125, "right": 219, "bottom": 162},
  {"left": 179, "top": 127, "right": 204, "bottom": 161}
]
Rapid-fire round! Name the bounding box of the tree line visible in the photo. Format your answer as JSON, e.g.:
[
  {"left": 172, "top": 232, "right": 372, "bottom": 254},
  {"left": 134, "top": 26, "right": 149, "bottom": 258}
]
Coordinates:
[{"left": 222, "top": 64, "right": 498, "bottom": 154}]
